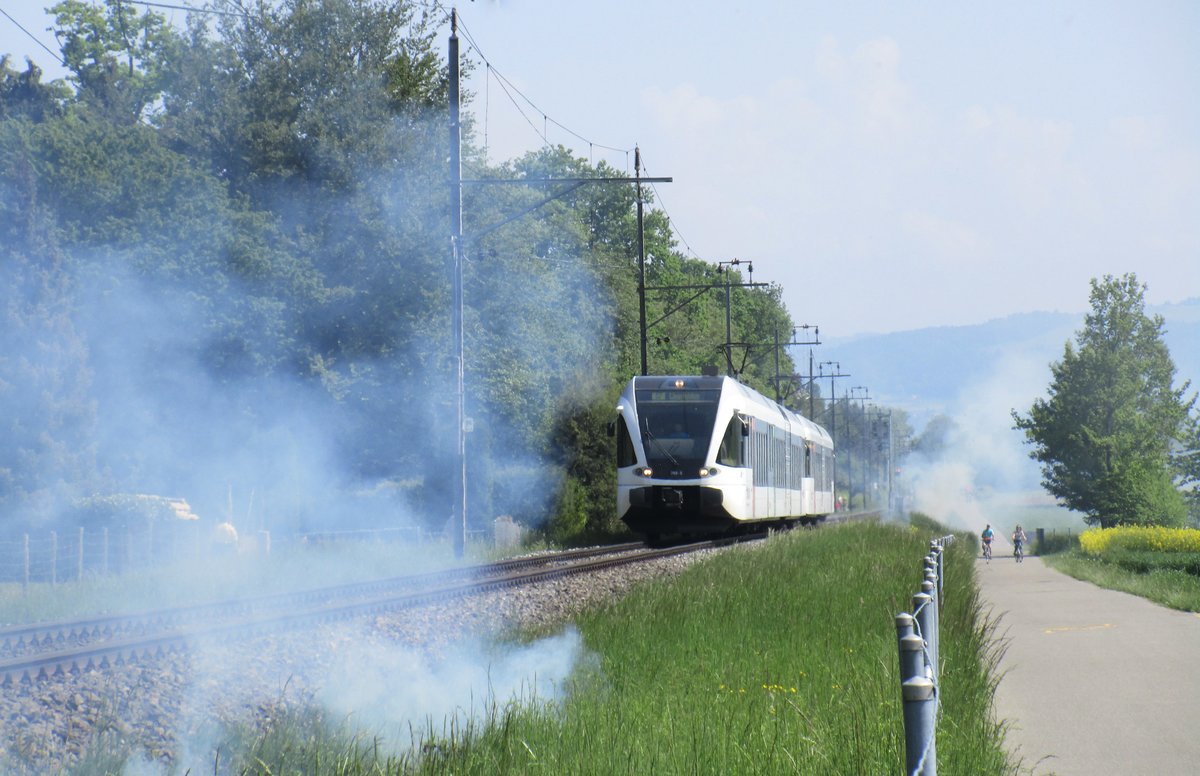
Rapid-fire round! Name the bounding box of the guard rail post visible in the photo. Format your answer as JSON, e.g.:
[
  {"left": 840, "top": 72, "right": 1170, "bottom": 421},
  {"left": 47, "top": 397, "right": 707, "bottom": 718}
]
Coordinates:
[
  {"left": 902, "top": 673, "right": 937, "bottom": 776},
  {"left": 913, "top": 587, "right": 935, "bottom": 680},
  {"left": 922, "top": 575, "right": 939, "bottom": 677},
  {"left": 929, "top": 541, "right": 945, "bottom": 599},
  {"left": 897, "top": 534, "right": 953, "bottom": 776},
  {"left": 895, "top": 613, "right": 924, "bottom": 689}
]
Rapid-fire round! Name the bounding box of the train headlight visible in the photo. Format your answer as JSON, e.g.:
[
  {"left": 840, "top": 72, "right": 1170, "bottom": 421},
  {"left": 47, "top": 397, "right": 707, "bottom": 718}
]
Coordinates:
[
  {"left": 699, "top": 466, "right": 719, "bottom": 477},
  {"left": 635, "top": 466, "right": 654, "bottom": 477}
]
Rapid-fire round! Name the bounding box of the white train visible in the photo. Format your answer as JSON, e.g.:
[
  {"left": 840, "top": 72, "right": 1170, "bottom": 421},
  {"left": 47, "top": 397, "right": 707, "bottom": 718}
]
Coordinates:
[{"left": 613, "top": 375, "right": 835, "bottom": 540}]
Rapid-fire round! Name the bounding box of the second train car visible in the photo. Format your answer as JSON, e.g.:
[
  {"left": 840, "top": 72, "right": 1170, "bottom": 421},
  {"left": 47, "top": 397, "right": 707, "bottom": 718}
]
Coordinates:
[{"left": 613, "top": 375, "right": 835, "bottom": 540}]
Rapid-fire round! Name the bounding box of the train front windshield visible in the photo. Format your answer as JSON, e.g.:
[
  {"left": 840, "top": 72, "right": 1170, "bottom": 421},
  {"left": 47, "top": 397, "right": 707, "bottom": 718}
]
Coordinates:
[{"left": 635, "top": 389, "right": 720, "bottom": 475}]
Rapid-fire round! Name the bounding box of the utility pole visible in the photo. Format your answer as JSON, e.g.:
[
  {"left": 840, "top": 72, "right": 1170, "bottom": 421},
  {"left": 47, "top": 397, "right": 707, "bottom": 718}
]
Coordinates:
[
  {"left": 448, "top": 10, "right": 466, "bottom": 557},
  {"left": 717, "top": 259, "right": 748, "bottom": 377},
  {"left": 817, "top": 361, "right": 849, "bottom": 506},
  {"left": 636, "top": 147, "right": 648, "bottom": 376},
  {"left": 886, "top": 408, "right": 895, "bottom": 515},
  {"left": 850, "top": 386, "right": 871, "bottom": 508},
  {"left": 643, "top": 271, "right": 768, "bottom": 376},
  {"left": 768, "top": 324, "right": 819, "bottom": 408},
  {"left": 445, "top": 22, "right": 669, "bottom": 555}
]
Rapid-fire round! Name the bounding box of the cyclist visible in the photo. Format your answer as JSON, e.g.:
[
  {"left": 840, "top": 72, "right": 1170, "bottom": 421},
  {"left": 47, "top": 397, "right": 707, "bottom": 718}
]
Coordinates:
[
  {"left": 981, "top": 524, "right": 994, "bottom": 561},
  {"left": 1012, "top": 525, "right": 1028, "bottom": 562}
]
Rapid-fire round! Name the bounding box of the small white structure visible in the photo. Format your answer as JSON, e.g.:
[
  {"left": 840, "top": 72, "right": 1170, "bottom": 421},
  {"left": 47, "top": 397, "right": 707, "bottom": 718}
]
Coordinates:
[{"left": 493, "top": 515, "right": 523, "bottom": 549}]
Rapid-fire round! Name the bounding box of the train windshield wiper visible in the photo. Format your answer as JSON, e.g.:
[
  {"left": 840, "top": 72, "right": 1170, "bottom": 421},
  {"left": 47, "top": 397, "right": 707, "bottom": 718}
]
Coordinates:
[{"left": 642, "top": 428, "right": 679, "bottom": 466}]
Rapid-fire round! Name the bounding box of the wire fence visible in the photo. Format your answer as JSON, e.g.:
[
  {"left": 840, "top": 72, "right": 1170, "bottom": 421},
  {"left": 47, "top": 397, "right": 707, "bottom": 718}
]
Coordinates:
[
  {"left": 0, "top": 522, "right": 208, "bottom": 586},
  {"left": 0, "top": 518, "right": 517, "bottom": 588}
]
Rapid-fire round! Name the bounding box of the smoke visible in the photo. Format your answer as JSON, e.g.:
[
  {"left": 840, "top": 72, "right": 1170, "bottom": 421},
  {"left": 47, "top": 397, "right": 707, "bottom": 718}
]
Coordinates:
[
  {"left": 319, "top": 626, "right": 587, "bottom": 739},
  {"left": 903, "top": 346, "right": 1074, "bottom": 542},
  {"left": 147, "top": 624, "right": 590, "bottom": 773}
]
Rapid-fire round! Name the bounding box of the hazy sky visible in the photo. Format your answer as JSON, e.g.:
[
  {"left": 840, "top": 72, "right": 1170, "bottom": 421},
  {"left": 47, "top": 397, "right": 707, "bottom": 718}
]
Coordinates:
[{"left": 4, "top": 0, "right": 1197, "bottom": 337}]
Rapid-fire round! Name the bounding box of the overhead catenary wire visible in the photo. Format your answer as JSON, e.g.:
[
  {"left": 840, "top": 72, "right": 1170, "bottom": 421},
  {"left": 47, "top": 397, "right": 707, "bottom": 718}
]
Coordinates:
[
  {"left": 0, "top": 6, "right": 66, "bottom": 65},
  {"left": 448, "top": 9, "right": 635, "bottom": 168}
]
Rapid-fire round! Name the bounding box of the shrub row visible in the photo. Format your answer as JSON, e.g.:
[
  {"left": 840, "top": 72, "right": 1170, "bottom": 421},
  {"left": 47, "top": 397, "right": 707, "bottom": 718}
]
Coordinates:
[{"left": 1079, "top": 526, "right": 1200, "bottom": 555}]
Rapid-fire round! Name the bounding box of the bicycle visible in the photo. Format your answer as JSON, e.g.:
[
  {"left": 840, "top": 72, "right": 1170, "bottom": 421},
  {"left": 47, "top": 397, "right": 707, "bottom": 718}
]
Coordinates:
[
  {"left": 1014, "top": 542, "right": 1024, "bottom": 563},
  {"left": 982, "top": 540, "right": 992, "bottom": 563}
]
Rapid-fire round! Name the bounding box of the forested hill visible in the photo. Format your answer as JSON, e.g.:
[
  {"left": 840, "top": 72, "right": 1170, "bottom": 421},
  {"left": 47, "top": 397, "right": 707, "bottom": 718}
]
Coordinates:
[
  {"left": 0, "top": 0, "right": 803, "bottom": 539},
  {"left": 825, "top": 298, "right": 1200, "bottom": 424}
]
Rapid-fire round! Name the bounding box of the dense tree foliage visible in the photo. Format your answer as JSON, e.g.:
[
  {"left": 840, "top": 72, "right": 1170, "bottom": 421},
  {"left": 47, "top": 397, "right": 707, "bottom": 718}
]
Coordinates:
[
  {"left": 1014, "top": 274, "right": 1199, "bottom": 527},
  {"left": 0, "top": 0, "right": 872, "bottom": 541}
]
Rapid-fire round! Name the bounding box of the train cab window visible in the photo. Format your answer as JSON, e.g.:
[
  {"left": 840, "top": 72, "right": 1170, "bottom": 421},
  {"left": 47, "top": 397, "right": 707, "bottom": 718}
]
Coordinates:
[
  {"left": 616, "top": 417, "right": 636, "bottom": 468},
  {"left": 716, "top": 416, "right": 746, "bottom": 467}
]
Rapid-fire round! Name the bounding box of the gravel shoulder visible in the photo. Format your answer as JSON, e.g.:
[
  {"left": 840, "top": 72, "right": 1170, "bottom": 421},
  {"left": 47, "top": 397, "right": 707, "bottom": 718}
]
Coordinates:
[{"left": 976, "top": 555, "right": 1200, "bottom": 776}]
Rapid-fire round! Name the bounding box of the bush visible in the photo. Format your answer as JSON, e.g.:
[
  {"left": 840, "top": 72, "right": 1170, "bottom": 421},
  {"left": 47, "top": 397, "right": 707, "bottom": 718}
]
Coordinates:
[
  {"left": 547, "top": 475, "right": 588, "bottom": 545},
  {"left": 1080, "top": 526, "right": 1200, "bottom": 555}
]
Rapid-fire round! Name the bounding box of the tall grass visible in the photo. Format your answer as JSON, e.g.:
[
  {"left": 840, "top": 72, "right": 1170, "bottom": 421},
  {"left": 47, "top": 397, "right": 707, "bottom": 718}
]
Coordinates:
[{"left": 404, "top": 522, "right": 1011, "bottom": 774}]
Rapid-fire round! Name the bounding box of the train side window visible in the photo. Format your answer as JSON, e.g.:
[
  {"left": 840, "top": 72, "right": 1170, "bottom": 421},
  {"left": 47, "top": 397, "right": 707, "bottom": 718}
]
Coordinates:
[
  {"left": 717, "top": 417, "right": 745, "bottom": 467},
  {"left": 805, "top": 443, "right": 813, "bottom": 478},
  {"left": 616, "top": 417, "right": 636, "bottom": 468}
]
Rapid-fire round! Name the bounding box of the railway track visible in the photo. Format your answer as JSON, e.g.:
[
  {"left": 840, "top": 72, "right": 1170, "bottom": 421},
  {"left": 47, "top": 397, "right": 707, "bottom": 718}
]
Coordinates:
[{"left": 0, "top": 537, "right": 747, "bottom": 686}]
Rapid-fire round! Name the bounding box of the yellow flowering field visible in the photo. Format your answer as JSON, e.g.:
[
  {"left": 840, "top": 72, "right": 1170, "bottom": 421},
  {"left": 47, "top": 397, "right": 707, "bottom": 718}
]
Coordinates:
[{"left": 1079, "top": 525, "right": 1200, "bottom": 555}]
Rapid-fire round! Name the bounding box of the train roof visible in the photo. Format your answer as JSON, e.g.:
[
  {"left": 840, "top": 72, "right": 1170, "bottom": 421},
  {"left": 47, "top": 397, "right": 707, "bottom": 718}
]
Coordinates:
[{"left": 628, "top": 375, "right": 832, "bottom": 445}]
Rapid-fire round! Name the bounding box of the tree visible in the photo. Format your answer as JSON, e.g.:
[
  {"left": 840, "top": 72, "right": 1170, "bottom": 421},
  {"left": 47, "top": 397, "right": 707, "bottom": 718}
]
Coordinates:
[
  {"left": 0, "top": 57, "right": 70, "bottom": 121},
  {"left": 1013, "top": 273, "right": 1198, "bottom": 527},
  {"left": 50, "top": 0, "right": 181, "bottom": 124}
]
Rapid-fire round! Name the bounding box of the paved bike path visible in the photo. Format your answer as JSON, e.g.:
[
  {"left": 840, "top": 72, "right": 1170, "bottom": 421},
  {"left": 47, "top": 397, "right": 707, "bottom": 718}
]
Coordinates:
[{"left": 975, "top": 554, "right": 1200, "bottom": 775}]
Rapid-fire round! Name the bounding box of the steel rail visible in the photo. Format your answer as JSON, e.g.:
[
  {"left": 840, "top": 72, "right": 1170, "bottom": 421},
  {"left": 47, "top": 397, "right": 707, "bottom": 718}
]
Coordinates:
[
  {"left": 0, "top": 539, "right": 716, "bottom": 686},
  {"left": 0, "top": 542, "right": 646, "bottom": 658}
]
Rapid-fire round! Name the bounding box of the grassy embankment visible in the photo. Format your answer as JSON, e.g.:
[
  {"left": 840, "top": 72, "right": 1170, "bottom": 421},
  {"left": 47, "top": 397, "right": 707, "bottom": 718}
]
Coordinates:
[
  {"left": 1042, "top": 525, "right": 1200, "bottom": 613},
  {"left": 65, "top": 521, "right": 1013, "bottom": 775}
]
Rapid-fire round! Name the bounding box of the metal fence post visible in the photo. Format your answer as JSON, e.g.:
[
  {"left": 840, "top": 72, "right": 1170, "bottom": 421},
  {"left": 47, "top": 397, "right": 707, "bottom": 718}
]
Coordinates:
[
  {"left": 920, "top": 579, "right": 939, "bottom": 680},
  {"left": 902, "top": 675, "right": 937, "bottom": 775},
  {"left": 912, "top": 589, "right": 934, "bottom": 679},
  {"left": 896, "top": 613, "right": 924, "bottom": 681}
]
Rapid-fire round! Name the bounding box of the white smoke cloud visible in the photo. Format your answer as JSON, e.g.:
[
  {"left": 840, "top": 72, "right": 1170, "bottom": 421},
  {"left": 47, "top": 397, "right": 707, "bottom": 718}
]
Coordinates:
[
  {"left": 318, "top": 626, "right": 588, "bottom": 740},
  {"left": 904, "top": 345, "right": 1076, "bottom": 542}
]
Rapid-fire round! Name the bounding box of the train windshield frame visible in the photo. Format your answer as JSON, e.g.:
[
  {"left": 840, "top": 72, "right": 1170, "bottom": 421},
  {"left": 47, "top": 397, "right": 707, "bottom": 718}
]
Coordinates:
[{"left": 634, "top": 389, "right": 721, "bottom": 473}]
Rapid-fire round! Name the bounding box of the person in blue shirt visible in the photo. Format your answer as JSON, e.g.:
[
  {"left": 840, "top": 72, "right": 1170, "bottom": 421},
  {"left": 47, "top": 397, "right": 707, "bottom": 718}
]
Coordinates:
[{"left": 981, "top": 524, "right": 994, "bottom": 559}]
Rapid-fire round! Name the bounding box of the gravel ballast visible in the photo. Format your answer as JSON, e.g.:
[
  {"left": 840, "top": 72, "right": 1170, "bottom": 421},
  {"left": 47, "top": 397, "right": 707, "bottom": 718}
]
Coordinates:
[{"left": 0, "top": 547, "right": 724, "bottom": 773}]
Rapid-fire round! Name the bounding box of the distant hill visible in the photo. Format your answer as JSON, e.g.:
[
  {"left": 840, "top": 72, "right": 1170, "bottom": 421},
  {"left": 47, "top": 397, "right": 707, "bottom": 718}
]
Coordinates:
[{"left": 820, "top": 298, "right": 1200, "bottom": 428}]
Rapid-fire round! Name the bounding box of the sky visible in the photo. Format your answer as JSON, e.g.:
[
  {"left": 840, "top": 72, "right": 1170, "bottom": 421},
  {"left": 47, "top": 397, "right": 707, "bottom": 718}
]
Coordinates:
[{"left": 3, "top": 0, "right": 1198, "bottom": 338}]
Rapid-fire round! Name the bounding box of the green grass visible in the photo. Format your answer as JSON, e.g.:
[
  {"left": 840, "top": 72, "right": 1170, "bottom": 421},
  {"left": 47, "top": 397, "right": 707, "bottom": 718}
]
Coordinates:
[
  {"left": 55, "top": 522, "right": 1014, "bottom": 775},
  {"left": 1044, "top": 551, "right": 1200, "bottom": 613}
]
